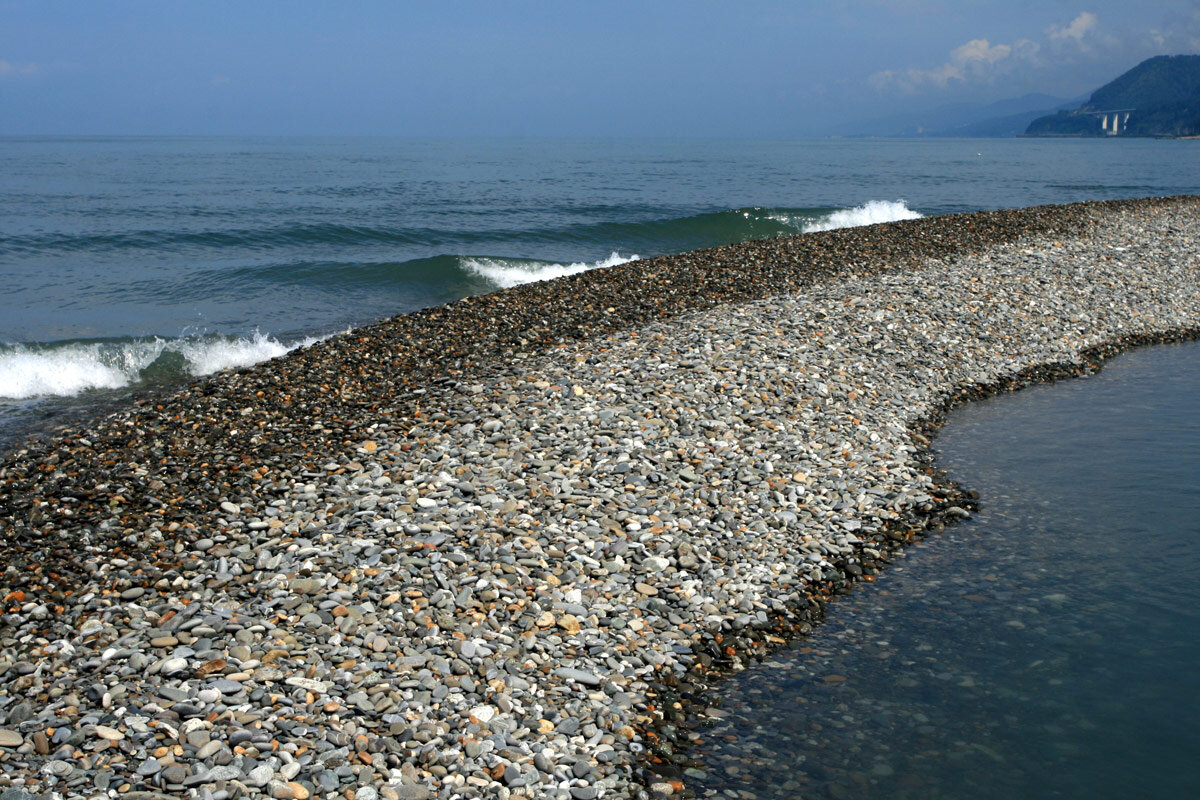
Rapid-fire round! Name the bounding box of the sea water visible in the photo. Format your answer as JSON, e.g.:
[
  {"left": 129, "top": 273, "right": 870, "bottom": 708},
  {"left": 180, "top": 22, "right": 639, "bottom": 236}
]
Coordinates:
[
  {"left": 2, "top": 136, "right": 1199, "bottom": 444},
  {"left": 685, "top": 341, "right": 1200, "bottom": 800}
]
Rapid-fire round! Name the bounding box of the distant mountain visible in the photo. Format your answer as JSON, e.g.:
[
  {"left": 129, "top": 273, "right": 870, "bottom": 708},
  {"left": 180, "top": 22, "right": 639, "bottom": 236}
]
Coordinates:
[
  {"left": 838, "top": 93, "right": 1081, "bottom": 138},
  {"left": 1025, "top": 55, "right": 1200, "bottom": 137}
]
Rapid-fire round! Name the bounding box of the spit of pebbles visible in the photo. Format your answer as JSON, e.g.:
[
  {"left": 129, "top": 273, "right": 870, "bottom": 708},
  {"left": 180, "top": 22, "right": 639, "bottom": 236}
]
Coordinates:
[{"left": 1, "top": 197, "right": 1199, "bottom": 800}]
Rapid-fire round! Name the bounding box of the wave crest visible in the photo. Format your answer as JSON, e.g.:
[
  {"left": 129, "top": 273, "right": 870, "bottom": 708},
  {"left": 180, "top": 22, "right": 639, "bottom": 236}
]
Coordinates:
[
  {"left": 463, "top": 251, "right": 639, "bottom": 289},
  {"left": 801, "top": 200, "right": 923, "bottom": 233}
]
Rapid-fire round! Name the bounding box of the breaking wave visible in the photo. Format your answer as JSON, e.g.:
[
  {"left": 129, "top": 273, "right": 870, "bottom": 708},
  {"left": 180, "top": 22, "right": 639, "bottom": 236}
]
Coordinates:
[
  {"left": 462, "top": 251, "right": 640, "bottom": 289},
  {"left": 0, "top": 331, "right": 325, "bottom": 400},
  {"left": 800, "top": 200, "right": 923, "bottom": 232}
]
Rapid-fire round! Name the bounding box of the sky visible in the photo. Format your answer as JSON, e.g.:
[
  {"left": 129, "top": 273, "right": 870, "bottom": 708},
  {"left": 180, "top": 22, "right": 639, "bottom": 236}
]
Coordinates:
[{"left": 2, "top": 0, "right": 1199, "bottom": 137}]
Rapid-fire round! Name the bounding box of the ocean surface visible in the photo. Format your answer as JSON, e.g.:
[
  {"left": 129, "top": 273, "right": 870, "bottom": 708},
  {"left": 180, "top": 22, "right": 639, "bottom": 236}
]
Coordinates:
[
  {"left": 2, "top": 136, "right": 1199, "bottom": 445},
  {"left": 686, "top": 340, "right": 1200, "bottom": 800}
]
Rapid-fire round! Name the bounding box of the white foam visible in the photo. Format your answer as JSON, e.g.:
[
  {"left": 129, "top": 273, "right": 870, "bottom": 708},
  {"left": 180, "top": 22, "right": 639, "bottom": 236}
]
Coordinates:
[
  {"left": 463, "top": 251, "right": 639, "bottom": 289},
  {"left": 176, "top": 330, "right": 294, "bottom": 376},
  {"left": 0, "top": 331, "right": 325, "bottom": 400},
  {"left": 0, "top": 340, "right": 166, "bottom": 399},
  {"left": 802, "top": 200, "right": 923, "bottom": 233}
]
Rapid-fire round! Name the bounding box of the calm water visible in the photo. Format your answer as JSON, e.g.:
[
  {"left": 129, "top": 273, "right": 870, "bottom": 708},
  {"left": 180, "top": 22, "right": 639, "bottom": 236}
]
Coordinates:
[
  {"left": 2, "top": 136, "right": 1199, "bottom": 443},
  {"left": 686, "top": 341, "right": 1200, "bottom": 800}
]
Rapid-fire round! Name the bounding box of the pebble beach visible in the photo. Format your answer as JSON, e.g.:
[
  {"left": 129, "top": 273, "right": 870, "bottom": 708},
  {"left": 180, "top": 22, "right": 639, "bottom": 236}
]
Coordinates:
[{"left": 2, "top": 196, "right": 1199, "bottom": 800}]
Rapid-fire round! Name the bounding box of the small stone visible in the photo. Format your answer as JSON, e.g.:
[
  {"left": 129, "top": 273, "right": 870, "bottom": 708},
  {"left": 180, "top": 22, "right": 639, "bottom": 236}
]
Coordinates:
[
  {"left": 158, "top": 686, "right": 191, "bottom": 702},
  {"left": 206, "top": 765, "right": 244, "bottom": 782},
  {"left": 246, "top": 765, "right": 273, "bottom": 787},
  {"left": 137, "top": 759, "right": 163, "bottom": 777},
  {"left": 469, "top": 705, "right": 496, "bottom": 724},
  {"left": 553, "top": 668, "right": 602, "bottom": 687},
  {"left": 285, "top": 676, "right": 330, "bottom": 693},
  {"left": 5, "top": 703, "right": 32, "bottom": 725},
  {"left": 392, "top": 788, "right": 429, "bottom": 800},
  {"left": 196, "top": 740, "right": 224, "bottom": 759},
  {"left": 93, "top": 724, "right": 124, "bottom": 740},
  {"left": 160, "top": 657, "right": 189, "bottom": 676},
  {"left": 196, "top": 658, "right": 227, "bottom": 677},
  {"left": 0, "top": 730, "right": 23, "bottom": 748},
  {"left": 162, "top": 764, "right": 188, "bottom": 784}
]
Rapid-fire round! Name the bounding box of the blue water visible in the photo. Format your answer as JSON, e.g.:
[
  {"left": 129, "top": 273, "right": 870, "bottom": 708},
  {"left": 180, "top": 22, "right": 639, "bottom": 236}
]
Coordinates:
[
  {"left": 2, "top": 136, "right": 1199, "bottom": 443},
  {"left": 686, "top": 341, "right": 1200, "bottom": 800}
]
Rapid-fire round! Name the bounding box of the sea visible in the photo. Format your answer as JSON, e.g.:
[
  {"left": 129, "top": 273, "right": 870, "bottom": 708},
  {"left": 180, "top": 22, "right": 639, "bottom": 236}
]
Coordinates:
[{"left": 1, "top": 135, "right": 1199, "bottom": 445}]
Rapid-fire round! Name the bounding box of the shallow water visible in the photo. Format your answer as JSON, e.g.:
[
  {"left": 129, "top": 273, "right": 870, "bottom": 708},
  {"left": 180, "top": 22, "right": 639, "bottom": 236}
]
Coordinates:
[{"left": 685, "top": 340, "right": 1200, "bottom": 800}]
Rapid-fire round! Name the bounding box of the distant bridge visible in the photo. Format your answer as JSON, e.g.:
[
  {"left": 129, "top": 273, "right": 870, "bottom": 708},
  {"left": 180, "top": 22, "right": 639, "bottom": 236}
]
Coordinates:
[{"left": 1079, "top": 109, "right": 1136, "bottom": 135}]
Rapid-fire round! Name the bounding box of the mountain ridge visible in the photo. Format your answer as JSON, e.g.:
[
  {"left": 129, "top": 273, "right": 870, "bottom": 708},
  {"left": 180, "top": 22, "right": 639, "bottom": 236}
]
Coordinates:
[{"left": 1025, "top": 55, "right": 1200, "bottom": 137}]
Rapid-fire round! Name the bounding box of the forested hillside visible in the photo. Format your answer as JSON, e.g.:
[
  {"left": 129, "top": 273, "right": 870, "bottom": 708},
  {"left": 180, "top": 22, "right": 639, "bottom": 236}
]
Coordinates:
[{"left": 1026, "top": 55, "right": 1200, "bottom": 137}]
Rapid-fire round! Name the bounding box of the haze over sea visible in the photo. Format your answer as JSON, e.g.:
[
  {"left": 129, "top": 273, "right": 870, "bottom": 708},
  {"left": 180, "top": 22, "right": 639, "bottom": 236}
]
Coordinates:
[{"left": 2, "top": 135, "right": 1199, "bottom": 445}]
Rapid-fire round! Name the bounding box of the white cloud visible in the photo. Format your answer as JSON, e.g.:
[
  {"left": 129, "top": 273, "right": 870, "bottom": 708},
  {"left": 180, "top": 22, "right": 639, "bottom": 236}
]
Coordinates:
[
  {"left": 868, "top": 11, "right": 1108, "bottom": 93},
  {"left": 861, "top": 3, "right": 1200, "bottom": 106},
  {"left": 0, "top": 59, "right": 38, "bottom": 77},
  {"left": 1144, "top": 5, "right": 1200, "bottom": 54},
  {"left": 1046, "top": 12, "right": 1098, "bottom": 44},
  {"left": 952, "top": 38, "right": 1013, "bottom": 65},
  {"left": 870, "top": 35, "right": 1040, "bottom": 92}
]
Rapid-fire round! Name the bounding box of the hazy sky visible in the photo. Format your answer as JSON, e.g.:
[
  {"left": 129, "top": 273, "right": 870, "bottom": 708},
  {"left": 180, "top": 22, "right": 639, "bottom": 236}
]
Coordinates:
[{"left": 2, "top": 0, "right": 1198, "bottom": 136}]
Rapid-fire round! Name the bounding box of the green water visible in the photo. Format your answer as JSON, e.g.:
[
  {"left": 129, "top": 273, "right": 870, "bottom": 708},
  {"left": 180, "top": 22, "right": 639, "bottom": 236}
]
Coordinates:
[{"left": 686, "top": 341, "right": 1200, "bottom": 799}]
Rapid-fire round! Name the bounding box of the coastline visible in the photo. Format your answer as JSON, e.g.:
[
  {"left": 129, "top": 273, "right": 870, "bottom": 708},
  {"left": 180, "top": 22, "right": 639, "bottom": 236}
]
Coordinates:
[{"left": 2, "top": 196, "right": 1199, "bottom": 799}]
